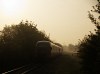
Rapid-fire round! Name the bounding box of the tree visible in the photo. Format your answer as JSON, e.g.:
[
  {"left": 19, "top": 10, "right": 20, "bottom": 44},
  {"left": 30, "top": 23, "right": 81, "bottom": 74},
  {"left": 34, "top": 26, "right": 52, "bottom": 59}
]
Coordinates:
[
  {"left": 78, "top": 0, "right": 100, "bottom": 74},
  {"left": 0, "top": 21, "right": 50, "bottom": 73}
]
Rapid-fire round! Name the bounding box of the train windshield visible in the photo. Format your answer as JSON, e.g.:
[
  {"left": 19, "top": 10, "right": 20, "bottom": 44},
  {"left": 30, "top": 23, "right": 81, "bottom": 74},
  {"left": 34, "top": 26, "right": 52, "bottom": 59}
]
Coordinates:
[{"left": 36, "top": 41, "right": 51, "bottom": 47}]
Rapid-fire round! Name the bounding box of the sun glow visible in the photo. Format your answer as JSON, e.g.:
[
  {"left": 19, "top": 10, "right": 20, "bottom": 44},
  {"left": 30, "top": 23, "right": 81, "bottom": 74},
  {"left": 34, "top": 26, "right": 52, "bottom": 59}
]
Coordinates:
[{"left": 1, "top": 0, "right": 25, "bottom": 16}]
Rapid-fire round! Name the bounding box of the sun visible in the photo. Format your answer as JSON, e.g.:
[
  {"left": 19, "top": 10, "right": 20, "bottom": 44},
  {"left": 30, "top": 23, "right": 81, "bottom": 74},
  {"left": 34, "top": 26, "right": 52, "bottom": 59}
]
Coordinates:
[{"left": 1, "top": 0, "right": 24, "bottom": 16}]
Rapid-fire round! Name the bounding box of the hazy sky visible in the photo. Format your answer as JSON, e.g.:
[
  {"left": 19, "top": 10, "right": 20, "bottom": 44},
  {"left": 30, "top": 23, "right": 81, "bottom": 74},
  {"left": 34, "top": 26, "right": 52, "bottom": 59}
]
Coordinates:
[{"left": 0, "top": 0, "right": 97, "bottom": 45}]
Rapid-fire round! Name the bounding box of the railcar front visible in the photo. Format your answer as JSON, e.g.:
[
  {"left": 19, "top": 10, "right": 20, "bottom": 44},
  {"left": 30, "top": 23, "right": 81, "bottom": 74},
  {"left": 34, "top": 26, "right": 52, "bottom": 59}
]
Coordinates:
[{"left": 36, "top": 41, "right": 52, "bottom": 60}]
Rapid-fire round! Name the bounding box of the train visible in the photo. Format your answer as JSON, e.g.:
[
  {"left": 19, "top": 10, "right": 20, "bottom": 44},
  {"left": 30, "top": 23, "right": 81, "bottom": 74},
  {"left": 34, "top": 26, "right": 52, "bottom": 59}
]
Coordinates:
[{"left": 35, "top": 41, "right": 63, "bottom": 60}]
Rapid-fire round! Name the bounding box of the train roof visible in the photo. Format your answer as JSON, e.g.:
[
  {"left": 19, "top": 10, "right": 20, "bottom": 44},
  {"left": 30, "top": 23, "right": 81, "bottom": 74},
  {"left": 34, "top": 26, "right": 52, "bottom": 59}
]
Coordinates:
[
  {"left": 36, "top": 41, "right": 51, "bottom": 46},
  {"left": 36, "top": 41, "right": 62, "bottom": 48},
  {"left": 37, "top": 41, "right": 50, "bottom": 43}
]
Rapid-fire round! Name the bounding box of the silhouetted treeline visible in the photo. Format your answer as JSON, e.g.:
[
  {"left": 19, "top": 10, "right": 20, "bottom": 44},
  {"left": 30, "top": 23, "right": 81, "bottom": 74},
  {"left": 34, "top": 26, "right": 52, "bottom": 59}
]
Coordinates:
[
  {"left": 78, "top": 0, "right": 100, "bottom": 74},
  {"left": 0, "top": 21, "right": 50, "bottom": 73}
]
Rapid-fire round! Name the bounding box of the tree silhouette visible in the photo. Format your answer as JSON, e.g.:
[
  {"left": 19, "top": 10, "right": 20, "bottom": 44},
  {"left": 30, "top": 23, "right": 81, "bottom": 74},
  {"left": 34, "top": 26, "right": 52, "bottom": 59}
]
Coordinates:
[
  {"left": 78, "top": 0, "right": 100, "bottom": 74},
  {"left": 0, "top": 20, "right": 50, "bottom": 73}
]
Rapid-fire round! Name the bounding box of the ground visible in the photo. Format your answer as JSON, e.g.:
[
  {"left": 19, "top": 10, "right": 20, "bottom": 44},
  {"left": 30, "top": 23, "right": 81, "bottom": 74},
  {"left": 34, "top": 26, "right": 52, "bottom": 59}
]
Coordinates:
[{"left": 28, "top": 52, "right": 81, "bottom": 74}]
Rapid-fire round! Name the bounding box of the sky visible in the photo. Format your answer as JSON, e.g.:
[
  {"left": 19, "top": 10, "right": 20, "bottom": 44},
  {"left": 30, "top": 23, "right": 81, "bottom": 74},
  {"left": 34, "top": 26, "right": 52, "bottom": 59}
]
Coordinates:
[{"left": 0, "top": 0, "right": 97, "bottom": 45}]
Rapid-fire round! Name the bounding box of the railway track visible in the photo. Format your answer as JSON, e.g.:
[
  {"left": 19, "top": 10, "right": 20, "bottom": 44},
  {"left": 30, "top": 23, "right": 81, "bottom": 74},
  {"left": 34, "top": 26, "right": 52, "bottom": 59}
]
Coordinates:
[
  {"left": 2, "top": 62, "right": 45, "bottom": 74},
  {"left": 2, "top": 56, "right": 61, "bottom": 74},
  {"left": 21, "top": 57, "right": 61, "bottom": 74},
  {"left": 2, "top": 59, "right": 53, "bottom": 74}
]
